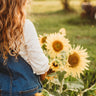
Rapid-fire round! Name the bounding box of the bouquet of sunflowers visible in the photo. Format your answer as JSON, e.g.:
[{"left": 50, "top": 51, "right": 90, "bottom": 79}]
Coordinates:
[{"left": 37, "top": 28, "right": 95, "bottom": 96}]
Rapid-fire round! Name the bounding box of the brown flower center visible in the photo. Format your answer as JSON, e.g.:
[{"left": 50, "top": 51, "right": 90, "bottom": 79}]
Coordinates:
[
  {"left": 41, "top": 36, "right": 47, "bottom": 43},
  {"left": 47, "top": 68, "right": 55, "bottom": 74},
  {"left": 68, "top": 52, "right": 80, "bottom": 67},
  {"left": 52, "top": 40, "right": 63, "bottom": 52},
  {"left": 52, "top": 62, "right": 58, "bottom": 67}
]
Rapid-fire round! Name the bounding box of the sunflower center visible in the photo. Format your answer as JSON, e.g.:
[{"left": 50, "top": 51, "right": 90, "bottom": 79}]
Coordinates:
[
  {"left": 68, "top": 52, "right": 80, "bottom": 67},
  {"left": 53, "top": 62, "right": 58, "bottom": 67},
  {"left": 47, "top": 68, "right": 55, "bottom": 74},
  {"left": 41, "top": 36, "right": 47, "bottom": 43},
  {"left": 52, "top": 40, "right": 63, "bottom": 52}
]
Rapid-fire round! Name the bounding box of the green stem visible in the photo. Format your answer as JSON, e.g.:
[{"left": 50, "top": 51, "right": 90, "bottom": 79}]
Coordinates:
[
  {"left": 82, "top": 83, "right": 96, "bottom": 93},
  {"left": 48, "top": 80, "right": 51, "bottom": 91},
  {"left": 60, "top": 81, "right": 63, "bottom": 94},
  {"left": 78, "top": 83, "right": 96, "bottom": 96},
  {"left": 47, "top": 80, "right": 50, "bottom": 91},
  {"left": 77, "top": 93, "right": 83, "bottom": 96}
]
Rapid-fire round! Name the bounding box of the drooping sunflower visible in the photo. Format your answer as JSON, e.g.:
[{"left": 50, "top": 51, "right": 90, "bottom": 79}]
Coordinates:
[
  {"left": 59, "top": 28, "right": 66, "bottom": 36},
  {"left": 50, "top": 60, "right": 60, "bottom": 72},
  {"left": 39, "top": 34, "right": 47, "bottom": 46},
  {"left": 46, "top": 33, "right": 71, "bottom": 58},
  {"left": 64, "top": 46, "right": 90, "bottom": 78},
  {"left": 46, "top": 68, "right": 56, "bottom": 80}
]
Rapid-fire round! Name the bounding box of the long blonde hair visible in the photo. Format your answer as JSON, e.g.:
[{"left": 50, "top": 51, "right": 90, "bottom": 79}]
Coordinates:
[{"left": 0, "top": 0, "right": 26, "bottom": 63}]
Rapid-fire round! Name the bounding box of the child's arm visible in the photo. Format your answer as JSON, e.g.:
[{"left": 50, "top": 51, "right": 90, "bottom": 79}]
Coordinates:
[{"left": 22, "top": 19, "right": 49, "bottom": 75}]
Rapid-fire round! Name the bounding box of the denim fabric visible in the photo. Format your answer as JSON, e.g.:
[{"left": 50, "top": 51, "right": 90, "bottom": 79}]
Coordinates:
[{"left": 0, "top": 55, "right": 42, "bottom": 96}]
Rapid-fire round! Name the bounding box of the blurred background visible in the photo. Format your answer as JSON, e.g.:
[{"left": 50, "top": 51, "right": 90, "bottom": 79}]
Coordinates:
[{"left": 26, "top": 0, "right": 96, "bottom": 95}]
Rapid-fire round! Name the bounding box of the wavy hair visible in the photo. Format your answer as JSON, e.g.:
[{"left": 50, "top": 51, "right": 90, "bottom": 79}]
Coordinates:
[{"left": 0, "top": 0, "right": 26, "bottom": 64}]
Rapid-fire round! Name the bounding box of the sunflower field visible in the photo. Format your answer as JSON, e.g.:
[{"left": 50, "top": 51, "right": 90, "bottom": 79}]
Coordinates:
[{"left": 26, "top": 0, "right": 96, "bottom": 96}]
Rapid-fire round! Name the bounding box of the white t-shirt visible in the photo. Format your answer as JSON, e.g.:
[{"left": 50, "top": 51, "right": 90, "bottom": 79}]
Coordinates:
[{"left": 19, "top": 19, "right": 49, "bottom": 75}]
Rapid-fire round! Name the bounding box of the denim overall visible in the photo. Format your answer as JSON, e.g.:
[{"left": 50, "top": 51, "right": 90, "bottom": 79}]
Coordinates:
[{"left": 0, "top": 54, "right": 42, "bottom": 96}]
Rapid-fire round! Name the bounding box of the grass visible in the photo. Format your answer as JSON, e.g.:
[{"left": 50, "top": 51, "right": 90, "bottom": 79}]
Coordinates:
[{"left": 26, "top": 0, "right": 96, "bottom": 71}]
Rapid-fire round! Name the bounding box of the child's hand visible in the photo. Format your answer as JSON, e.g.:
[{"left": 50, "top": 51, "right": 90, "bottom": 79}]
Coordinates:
[
  {"left": 35, "top": 93, "right": 43, "bottom": 96},
  {"left": 40, "top": 72, "right": 47, "bottom": 81},
  {"left": 40, "top": 68, "right": 55, "bottom": 81}
]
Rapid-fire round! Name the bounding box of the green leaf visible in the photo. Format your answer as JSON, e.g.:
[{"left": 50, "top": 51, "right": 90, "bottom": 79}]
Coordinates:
[
  {"left": 76, "top": 78, "right": 84, "bottom": 85},
  {"left": 47, "top": 72, "right": 57, "bottom": 77},
  {"left": 65, "top": 81, "right": 84, "bottom": 92},
  {"left": 42, "top": 89, "right": 50, "bottom": 96},
  {"left": 57, "top": 71, "right": 66, "bottom": 83},
  {"left": 51, "top": 78, "right": 60, "bottom": 85},
  {"left": 51, "top": 91, "right": 60, "bottom": 96}
]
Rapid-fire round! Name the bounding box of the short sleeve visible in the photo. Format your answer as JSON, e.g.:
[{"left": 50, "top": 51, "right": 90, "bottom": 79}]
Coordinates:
[{"left": 22, "top": 19, "right": 49, "bottom": 75}]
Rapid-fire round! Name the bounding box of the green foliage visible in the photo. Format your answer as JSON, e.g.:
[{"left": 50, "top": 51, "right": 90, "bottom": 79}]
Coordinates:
[
  {"left": 81, "top": 71, "right": 96, "bottom": 89},
  {"left": 42, "top": 72, "right": 96, "bottom": 96},
  {"left": 42, "top": 89, "right": 50, "bottom": 96}
]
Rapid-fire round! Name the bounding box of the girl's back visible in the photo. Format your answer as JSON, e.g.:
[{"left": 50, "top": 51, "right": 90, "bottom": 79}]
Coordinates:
[{"left": 0, "top": 0, "right": 49, "bottom": 96}]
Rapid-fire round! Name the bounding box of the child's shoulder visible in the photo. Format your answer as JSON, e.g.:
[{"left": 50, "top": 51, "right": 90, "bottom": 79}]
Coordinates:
[
  {"left": 23, "top": 19, "right": 37, "bottom": 41},
  {"left": 23, "top": 19, "right": 36, "bottom": 34},
  {"left": 24, "top": 19, "right": 35, "bottom": 28}
]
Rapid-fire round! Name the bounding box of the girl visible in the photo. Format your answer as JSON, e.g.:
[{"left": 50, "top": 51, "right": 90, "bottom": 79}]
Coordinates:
[{"left": 0, "top": 0, "right": 49, "bottom": 96}]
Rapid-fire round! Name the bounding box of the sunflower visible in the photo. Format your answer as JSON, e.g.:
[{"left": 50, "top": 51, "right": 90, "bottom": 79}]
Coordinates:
[
  {"left": 47, "top": 68, "right": 55, "bottom": 74},
  {"left": 64, "top": 46, "right": 90, "bottom": 78},
  {"left": 59, "top": 28, "right": 66, "bottom": 36},
  {"left": 46, "top": 33, "right": 71, "bottom": 58},
  {"left": 46, "top": 68, "right": 57, "bottom": 80},
  {"left": 39, "top": 34, "right": 47, "bottom": 46},
  {"left": 49, "top": 60, "right": 60, "bottom": 72}
]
